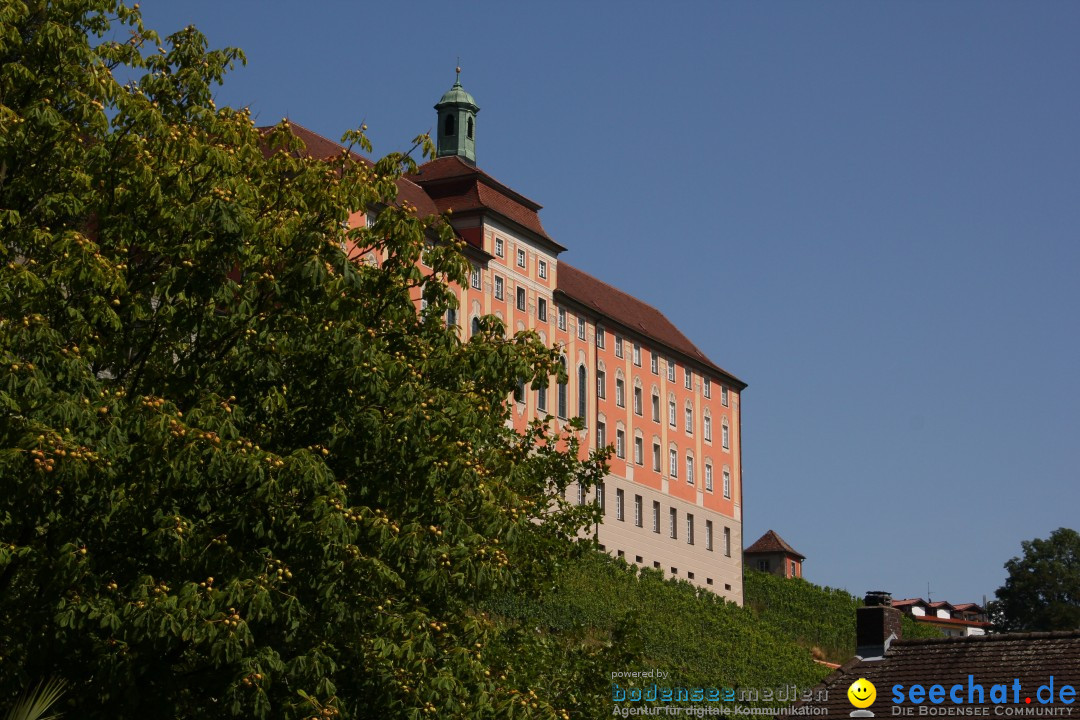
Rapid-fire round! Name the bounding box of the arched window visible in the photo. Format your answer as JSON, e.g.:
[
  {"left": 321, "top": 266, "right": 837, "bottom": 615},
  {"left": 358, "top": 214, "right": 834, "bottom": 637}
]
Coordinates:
[
  {"left": 471, "top": 316, "right": 481, "bottom": 335},
  {"left": 444, "top": 114, "right": 455, "bottom": 136},
  {"left": 558, "top": 356, "right": 568, "bottom": 419},
  {"left": 578, "top": 364, "right": 587, "bottom": 421},
  {"left": 467, "top": 116, "right": 474, "bottom": 139}
]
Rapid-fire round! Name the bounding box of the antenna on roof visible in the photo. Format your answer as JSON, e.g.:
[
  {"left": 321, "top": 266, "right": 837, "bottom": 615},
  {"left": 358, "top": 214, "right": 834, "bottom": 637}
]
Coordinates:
[{"left": 927, "top": 581, "right": 932, "bottom": 604}]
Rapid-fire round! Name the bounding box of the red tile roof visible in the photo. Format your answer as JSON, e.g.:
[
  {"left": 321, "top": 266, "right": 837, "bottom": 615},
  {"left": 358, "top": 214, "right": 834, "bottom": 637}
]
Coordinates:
[
  {"left": 266, "top": 121, "right": 441, "bottom": 218},
  {"left": 744, "top": 530, "right": 804, "bottom": 560},
  {"left": 556, "top": 263, "right": 745, "bottom": 387},
  {"left": 892, "top": 598, "right": 931, "bottom": 609},
  {"left": 801, "top": 631, "right": 1080, "bottom": 717},
  {"left": 913, "top": 615, "right": 993, "bottom": 628},
  {"left": 409, "top": 156, "right": 562, "bottom": 249}
]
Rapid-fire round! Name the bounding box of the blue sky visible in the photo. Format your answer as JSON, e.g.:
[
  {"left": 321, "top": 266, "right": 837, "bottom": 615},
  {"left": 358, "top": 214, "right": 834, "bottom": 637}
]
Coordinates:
[{"left": 137, "top": 1, "right": 1080, "bottom": 606}]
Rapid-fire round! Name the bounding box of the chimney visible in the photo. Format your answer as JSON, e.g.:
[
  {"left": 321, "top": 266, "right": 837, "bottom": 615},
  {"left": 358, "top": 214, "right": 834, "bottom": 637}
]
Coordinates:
[{"left": 856, "top": 591, "right": 902, "bottom": 659}]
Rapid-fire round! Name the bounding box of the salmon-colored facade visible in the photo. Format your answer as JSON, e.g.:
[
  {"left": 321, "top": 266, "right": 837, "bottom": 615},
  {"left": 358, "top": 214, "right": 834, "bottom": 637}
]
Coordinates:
[{"left": 286, "top": 76, "right": 748, "bottom": 603}]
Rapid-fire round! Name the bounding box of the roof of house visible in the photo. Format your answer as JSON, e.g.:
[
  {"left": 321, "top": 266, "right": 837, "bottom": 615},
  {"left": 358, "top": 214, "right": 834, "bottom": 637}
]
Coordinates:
[
  {"left": 555, "top": 263, "right": 744, "bottom": 386},
  {"left": 267, "top": 121, "right": 441, "bottom": 218},
  {"left": 911, "top": 615, "right": 993, "bottom": 629},
  {"left": 954, "top": 603, "right": 986, "bottom": 613},
  {"left": 929, "top": 601, "right": 957, "bottom": 611},
  {"left": 743, "top": 530, "right": 805, "bottom": 560},
  {"left": 409, "top": 156, "right": 561, "bottom": 249},
  {"left": 892, "top": 598, "right": 932, "bottom": 609},
  {"left": 801, "top": 631, "right": 1080, "bottom": 716}
]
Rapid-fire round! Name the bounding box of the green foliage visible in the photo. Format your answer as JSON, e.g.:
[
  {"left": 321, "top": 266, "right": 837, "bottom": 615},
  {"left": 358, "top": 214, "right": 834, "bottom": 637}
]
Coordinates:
[
  {"left": 993, "top": 527, "right": 1080, "bottom": 632},
  {"left": 0, "top": 2, "right": 604, "bottom": 718},
  {"left": 3, "top": 678, "right": 66, "bottom": 720},
  {"left": 487, "top": 556, "right": 833, "bottom": 717}
]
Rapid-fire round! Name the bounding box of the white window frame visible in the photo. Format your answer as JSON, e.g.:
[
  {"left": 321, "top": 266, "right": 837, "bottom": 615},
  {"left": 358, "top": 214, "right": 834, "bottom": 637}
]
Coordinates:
[
  {"left": 668, "top": 400, "right": 676, "bottom": 427},
  {"left": 651, "top": 353, "right": 659, "bottom": 374},
  {"left": 516, "top": 248, "right": 526, "bottom": 268},
  {"left": 597, "top": 370, "right": 606, "bottom": 399},
  {"left": 652, "top": 442, "right": 661, "bottom": 472},
  {"left": 633, "top": 343, "right": 641, "bottom": 366},
  {"left": 722, "top": 422, "right": 730, "bottom": 450},
  {"left": 577, "top": 316, "right": 586, "bottom": 341},
  {"left": 704, "top": 414, "right": 712, "bottom": 442},
  {"left": 470, "top": 266, "right": 481, "bottom": 289},
  {"left": 667, "top": 360, "right": 676, "bottom": 382},
  {"left": 669, "top": 447, "right": 678, "bottom": 478},
  {"left": 616, "top": 488, "right": 624, "bottom": 521},
  {"left": 723, "top": 469, "right": 731, "bottom": 499},
  {"left": 705, "top": 464, "right": 713, "bottom": 492},
  {"left": 494, "top": 275, "right": 504, "bottom": 300},
  {"left": 706, "top": 520, "right": 713, "bottom": 551},
  {"left": 652, "top": 501, "right": 660, "bottom": 533},
  {"left": 687, "top": 514, "right": 694, "bottom": 545},
  {"left": 537, "top": 297, "right": 547, "bottom": 322},
  {"left": 615, "top": 378, "right": 625, "bottom": 407},
  {"left": 686, "top": 455, "right": 694, "bottom": 485},
  {"left": 615, "top": 429, "right": 625, "bottom": 459},
  {"left": 685, "top": 406, "right": 693, "bottom": 434},
  {"left": 634, "top": 495, "right": 643, "bottom": 527},
  {"left": 558, "top": 307, "right": 566, "bottom": 330},
  {"left": 614, "top": 335, "right": 623, "bottom": 358},
  {"left": 538, "top": 259, "right": 547, "bottom": 279},
  {"left": 685, "top": 367, "right": 692, "bottom": 390},
  {"left": 495, "top": 237, "right": 504, "bottom": 257},
  {"left": 669, "top": 508, "right": 677, "bottom": 539},
  {"left": 722, "top": 386, "right": 729, "bottom": 406},
  {"left": 634, "top": 436, "right": 643, "bottom": 465},
  {"left": 596, "top": 327, "right": 605, "bottom": 349},
  {"left": 652, "top": 393, "right": 660, "bottom": 422},
  {"left": 516, "top": 286, "right": 526, "bottom": 311},
  {"left": 633, "top": 386, "right": 642, "bottom": 416},
  {"left": 704, "top": 377, "right": 711, "bottom": 398}
]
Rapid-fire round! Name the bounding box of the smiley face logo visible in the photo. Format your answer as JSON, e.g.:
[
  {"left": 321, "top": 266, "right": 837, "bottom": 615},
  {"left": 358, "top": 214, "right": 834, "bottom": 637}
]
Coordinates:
[{"left": 848, "top": 678, "right": 877, "bottom": 709}]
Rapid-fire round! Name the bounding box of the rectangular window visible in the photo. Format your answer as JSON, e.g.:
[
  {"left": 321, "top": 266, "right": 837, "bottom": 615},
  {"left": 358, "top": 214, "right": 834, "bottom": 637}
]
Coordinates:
[
  {"left": 537, "top": 383, "right": 547, "bottom": 411},
  {"left": 706, "top": 520, "right": 714, "bottom": 551},
  {"left": 705, "top": 464, "right": 713, "bottom": 492},
  {"left": 685, "top": 367, "right": 692, "bottom": 389},
  {"left": 616, "top": 489, "right": 625, "bottom": 521},
  {"left": 667, "top": 360, "right": 676, "bottom": 382},
  {"left": 634, "top": 495, "right": 643, "bottom": 527},
  {"left": 651, "top": 353, "right": 659, "bottom": 374},
  {"left": 722, "top": 423, "right": 729, "bottom": 450},
  {"left": 495, "top": 237, "right": 504, "bottom": 257},
  {"left": 577, "top": 483, "right": 585, "bottom": 506},
  {"left": 614, "top": 336, "right": 623, "bottom": 358},
  {"left": 516, "top": 286, "right": 526, "bottom": 311},
  {"left": 633, "top": 343, "right": 641, "bottom": 366},
  {"left": 669, "top": 448, "right": 678, "bottom": 478},
  {"left": 724, "top": 527, "right": 732, "bottom": 557},
  {"left": 686, "top": 455, "right": 694, "bottom": 485},
  {"left": 597, "top": 421, "right": 606, "bottom": 450},
  {"left": 577, "top": 316, "right": 586, "bottom": 341},
  {"left": 652, "top": 442, "right": 661, "bottom": 472},
  {"left": 597, "top": 370, "right": 606, "bottom": 399},
  {"left": 723, "top": 469, "right": 731, "bottom": 499},
  {"left": 538, "top": 259, "right": 547, "bottom": 279},
  {"left": 685, "top": 406, "right": 693, "bottom": 433},
  {"left": 722, "top": 386, "right": 729, "bottom": 406},
  {"left": 633, "top": 387, "right": 642, "bottom": 415},
  {"left": 470, "top": 266, "right": 481, "bottom": 289},
  {"left": 494, "top": 275, "right": 504, "bottom": 300},
  {"left": 516, "top": 248, "right": 526, "bottom": 268},
  {"left": 669, "top": 508, "right": 677, "bottom": 539},
  {"left": 704, "top": 377, "right": 711, "bottom": 398},
  {"left": 652, "top": 501, "right": 660, "bottom": 533},
  {"left": 668, "top": 400, "right": 676, "bottom": 427},
  {"left": 687, "top": 514, "right": 694, "bottom": 545},
  {"left": 634, "top": 436, "right": 643, "bottom": 465},
  {"left": 538, "top": 297, "right": 547, "bottom": 322},
  {"left": 447, "top": 308, "right": 457, "bottom": 327},
  {"left": 597, "top": 483, "right": 605, "bottom": 515},
  {"left": 616, "top": 429, "right": 625, "bottom": 459},
  {"left": 558, "top": 307, "right": 566, "bottom": 330},
  {"left": 596, "top": 327, "right": 605, "bottom": 349},
  {"left": 705, "top": 415, "right": 712, "bottom": 442},
  {"left": 652, "top": 393, "right": 660, "bottom": 422},
  {"left": 615, "top": 378, "right": 625, "bottom": 407}
]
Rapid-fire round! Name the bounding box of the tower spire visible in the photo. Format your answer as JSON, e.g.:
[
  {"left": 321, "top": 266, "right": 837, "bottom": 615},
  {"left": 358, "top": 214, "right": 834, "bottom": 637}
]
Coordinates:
[{"left": 434, "top": 67, "right": 480, "bottom": 164}]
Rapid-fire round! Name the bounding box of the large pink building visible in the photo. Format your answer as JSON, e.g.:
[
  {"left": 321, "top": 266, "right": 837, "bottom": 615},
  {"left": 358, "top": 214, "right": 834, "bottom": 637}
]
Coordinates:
[{"left": 288, "top": 74, "right": 748, "bottom": 603}]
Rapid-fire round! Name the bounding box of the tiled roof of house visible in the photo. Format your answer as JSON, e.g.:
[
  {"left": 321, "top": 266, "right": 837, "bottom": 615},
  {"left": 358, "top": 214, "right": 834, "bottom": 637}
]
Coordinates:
[
  {"left": 892, "top": 598, "right": 931, "bottom": 609},
  {"left": 267, "top": 121, "right": 441, "bottom": 218},
  {"left": 802, "top": 631, "right": 1080, "bottom": 717},
  {"left": 555, "top": 263, "right": 745, "bottom": 387},
  {"left": 913, "top": 615, "right": 993, "bottom": 628},
  {"left": 954, "top": 603, "right": 985, "bottom": 613},
  {"left": 744, "top": 530, "right": 804, "bottom": 560},
  {"left": 409, "top": 156, "right": 561, "bottom": 248}
]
